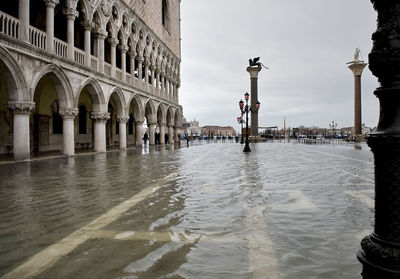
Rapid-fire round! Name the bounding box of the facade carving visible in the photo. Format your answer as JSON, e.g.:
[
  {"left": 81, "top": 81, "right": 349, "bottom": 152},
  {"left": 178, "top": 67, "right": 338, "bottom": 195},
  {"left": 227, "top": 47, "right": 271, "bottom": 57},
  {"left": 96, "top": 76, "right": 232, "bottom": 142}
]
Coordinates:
[{"left": 0, "top": 0, "right": 182, "bottom": 160}]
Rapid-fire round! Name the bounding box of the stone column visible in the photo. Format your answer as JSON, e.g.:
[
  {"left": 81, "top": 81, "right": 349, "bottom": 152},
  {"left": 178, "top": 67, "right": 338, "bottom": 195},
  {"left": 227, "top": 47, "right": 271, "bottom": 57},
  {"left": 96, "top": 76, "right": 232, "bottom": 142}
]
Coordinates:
[
  {"left": 160, "top": 73, "right": 165, "bottom": 96},
  {"left": 174, "top": 126, "right": 179, "bottom": 143},
  {"left": 168, "top": 125, "right": 174, "bottom": 144},
  {"left": 144, "top": 61, "right": 150, "bottom": 87},
  {"left": 357, "top": 1, "right": 400, "bottom": 278},
  {"left": 246, "top": 65, "right": 262, "bottom": 137},
  {"left": 83, "top": 21, "right": 92, "bottom": 67},
  {"left": 159, "top": 123, "right": 166, "bottom": 144},
  {"left": 44, "top": 0, "right": 58, "bottom": 52},
  {"left": 155, "top": 70, "right": 160, "bottom": 94},
  {"left": 137, "top": 56, "right": 144, "bottom": 83},
  {"left": 96, "top": 31, "right": 107, "bottom": 72},
  {"left": 90, "top": 112, "right": 110, "bottom": 152},
  {"left": 129, "top": 51, "right": 135, "bottom": 83},
  {"left": 64, "top": 8, "right": 78, "bottom": 60},
  {"left": 18, "top": 0, "right": 30, "bottom": 43},
  {"left": 109, "top": 38, "right": 118, "bottom": 76},
  {"left": 117, "top": 116, "right": 128, "bottom": 149},
  {"left": 135, "top": 120, "right": 143, "bottom": 147},
  {"left": 348, "top": 60, "right": 367, "bottom": 136},
  {"left": 7, "top": 101, "right": 35, "bottom": 160},
  {"left": 150, "top": 66, "right": 156, "bottom": 89},
  {"left": 59, "top": 108, "right": 78, "bottom": 156},
  {"left": 148, "top": 122, "right": 156, "bottom": 145},
  {"left": 119, "top": 45, "right": 128, "bottom": 82}
]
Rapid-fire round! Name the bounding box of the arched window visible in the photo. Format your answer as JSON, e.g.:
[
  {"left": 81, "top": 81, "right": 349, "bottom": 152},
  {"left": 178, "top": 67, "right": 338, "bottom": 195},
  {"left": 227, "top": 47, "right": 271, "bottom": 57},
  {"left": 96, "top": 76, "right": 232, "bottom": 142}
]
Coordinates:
[
  {"left": 51, "top": 100, "right": 63, "bottom": 134},
  {"left": 162, "top": 0, "right": 170, "bottom": 31},
  {"left": 78, "top": 104, "right": 87, "bottom": 134}
]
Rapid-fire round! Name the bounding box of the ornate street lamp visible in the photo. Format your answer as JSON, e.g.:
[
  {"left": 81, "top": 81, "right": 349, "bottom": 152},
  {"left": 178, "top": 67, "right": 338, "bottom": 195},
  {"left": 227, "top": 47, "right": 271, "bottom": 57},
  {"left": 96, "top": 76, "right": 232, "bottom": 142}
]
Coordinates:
[
  {"left": 237, "top": 115, "right": 244, "bottom": 144},
  {"left": 239, "top": 92, "right": 260, "bottom": 152}
]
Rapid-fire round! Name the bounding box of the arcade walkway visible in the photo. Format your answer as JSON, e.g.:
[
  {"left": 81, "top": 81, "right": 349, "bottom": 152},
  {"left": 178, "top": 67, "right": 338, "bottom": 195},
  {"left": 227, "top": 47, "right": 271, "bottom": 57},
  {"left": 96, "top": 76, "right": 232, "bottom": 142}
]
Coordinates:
[{"left": 0, "top": 141, "right": 373, "bottom": 279}]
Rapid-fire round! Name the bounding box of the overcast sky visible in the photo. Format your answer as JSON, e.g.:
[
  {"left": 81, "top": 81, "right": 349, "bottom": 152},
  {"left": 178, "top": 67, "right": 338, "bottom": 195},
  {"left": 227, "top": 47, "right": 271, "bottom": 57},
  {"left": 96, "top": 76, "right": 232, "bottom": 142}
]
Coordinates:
[{"left": 179, "top": 0, "right": 379, "bottom": 131}]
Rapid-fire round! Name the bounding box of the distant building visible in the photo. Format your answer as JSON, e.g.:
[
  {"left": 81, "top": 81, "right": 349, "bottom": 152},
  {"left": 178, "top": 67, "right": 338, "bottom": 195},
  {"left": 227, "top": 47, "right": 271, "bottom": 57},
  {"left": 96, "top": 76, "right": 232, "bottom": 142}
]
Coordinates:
[
  {"left": 201, "top": 126, "right": 236, "bottom": 137},
  {"left": 181, "top": 118, "right": 201, "bottom": 137}
]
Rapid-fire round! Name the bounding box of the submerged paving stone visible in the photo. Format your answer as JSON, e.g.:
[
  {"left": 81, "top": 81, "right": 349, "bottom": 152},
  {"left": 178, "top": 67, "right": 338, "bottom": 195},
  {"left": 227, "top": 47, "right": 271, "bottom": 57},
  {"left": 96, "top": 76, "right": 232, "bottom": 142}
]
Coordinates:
[{"left": 0, "top": 142, "right": 374, "bottom": 278}]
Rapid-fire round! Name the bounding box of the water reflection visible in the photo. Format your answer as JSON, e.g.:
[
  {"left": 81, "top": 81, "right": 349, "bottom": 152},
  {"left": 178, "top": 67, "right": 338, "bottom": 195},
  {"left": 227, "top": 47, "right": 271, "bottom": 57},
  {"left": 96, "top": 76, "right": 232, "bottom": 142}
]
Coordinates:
[{"left": 0, "top": 142, "right": 374, "bottom": 279}]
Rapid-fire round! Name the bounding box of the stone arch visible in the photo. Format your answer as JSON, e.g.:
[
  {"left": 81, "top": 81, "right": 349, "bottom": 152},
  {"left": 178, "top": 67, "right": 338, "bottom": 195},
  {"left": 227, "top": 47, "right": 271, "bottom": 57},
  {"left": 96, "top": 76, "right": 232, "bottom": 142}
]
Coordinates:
[
  {"left": 166, "top": 106, "right": 174, "bottom": 125},
  {"left": 76, "top": 77, "right": 105, "bottom": 112},
  {"left": 128, "top": 94, "right": 144, "bottom": 121},
  {"left": 144, "top": 99, "right": 156, "bottom": 123},
  {"left": 157, "top": 103, "right": 167, "bottom": 124},
  {"left": 108, "top": 86, "right": 126, "bottom": 117},
  {"left": 0, "top": 46, "right": 28, "bottom": 101},
  {"left": 30, "top": 64, "right": 74, "bottom": 109}
]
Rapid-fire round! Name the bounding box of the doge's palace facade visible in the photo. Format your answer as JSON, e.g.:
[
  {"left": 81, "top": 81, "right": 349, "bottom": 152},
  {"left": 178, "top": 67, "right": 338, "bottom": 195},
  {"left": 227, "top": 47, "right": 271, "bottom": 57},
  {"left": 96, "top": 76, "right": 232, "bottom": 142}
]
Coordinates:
[{"left": 0, "top": 0, "right": 182, "bottom": 160}]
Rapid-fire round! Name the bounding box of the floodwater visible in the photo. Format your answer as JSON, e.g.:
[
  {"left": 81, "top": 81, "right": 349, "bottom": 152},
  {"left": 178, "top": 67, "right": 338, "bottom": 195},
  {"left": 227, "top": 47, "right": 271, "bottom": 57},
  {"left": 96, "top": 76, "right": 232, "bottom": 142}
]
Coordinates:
[{"left": 0, "top": 141, "right": 374, "bottom": 279}]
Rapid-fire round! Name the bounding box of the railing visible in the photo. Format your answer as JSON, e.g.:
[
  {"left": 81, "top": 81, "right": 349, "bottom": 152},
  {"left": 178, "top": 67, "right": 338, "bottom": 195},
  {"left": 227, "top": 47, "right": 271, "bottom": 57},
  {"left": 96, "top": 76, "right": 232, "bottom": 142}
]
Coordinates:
[
  {"left": 91, "top": 57, "right": 98, "bottom": 71},
  {"left": 104, "top": 62, "right": 112, "bottom": 76},
  {"left": 116, "top": 68, "right": 122, "bottom": 80},
  {"left": 0, "top": 11, "right": 19, "bottom": 39},
  {"left": 126, "top": 73, "right": 131, "bottom": 84},
  {"left": 74, "top": 48, "right": 85, "bottom": 66},
  {"left": 29, "top": 26, "right": 46, "bottom": 50},
  {"left": 54, "top": 38, "right": 67, "bottom": 58}
]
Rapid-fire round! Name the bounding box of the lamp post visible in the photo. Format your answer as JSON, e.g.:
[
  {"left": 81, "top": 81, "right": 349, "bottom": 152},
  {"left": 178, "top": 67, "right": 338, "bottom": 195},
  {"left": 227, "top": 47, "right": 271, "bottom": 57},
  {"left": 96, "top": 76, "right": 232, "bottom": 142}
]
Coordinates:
[
  {"left": 239, "top": 92, "right": 260, "bottom": 152},
  {"left": 329, "top": 121, "right": 337, "bottom": 139},
  {"left": 237, "top": 116, "right": 244, "bottom": 144}
]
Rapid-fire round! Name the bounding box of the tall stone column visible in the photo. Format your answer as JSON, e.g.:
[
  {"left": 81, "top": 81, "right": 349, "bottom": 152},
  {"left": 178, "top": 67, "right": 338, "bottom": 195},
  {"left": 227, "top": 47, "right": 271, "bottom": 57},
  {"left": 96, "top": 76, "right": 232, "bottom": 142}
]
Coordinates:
[
  {"left": 83, "top": 21, "right": 92, "bottom": 67},
  {"left": 135, "top": 120, "right": 143, "bottom": 147},
  {"left": 18, "top": 0, "right": 30, "bottom": 43},
  {"left": 7, "top": 101, "right": 35, "bottom": 161},
  {"left": 150, "top": 66, "right": 156, "bottom": 89},
  {"left": 137, "top": 56, "right": 144, "bottom": 83},
  {"left": 246, "top": 65, "right": 262, "bottom": 137},
  {"left": 64, "top": 8, "right": 78, "bottom": 60},
  {"left": 119, "top": 45, "right": 128, "bottom": 82},
  {"left": 161, "top": 73, "right": 165, "bottom": 96},
  {"left": 174, "top": 126, "right": 179, "bottom": 143},
  {"left": 128, "top": 51, "right": 135, "bottom": 83},
  {"left": 148, "top": 122, "right": 156, "bottom": 145},
  {"left": 348, "top": 56, "right": 367, "bottom": 136},
  {"left": 96, "top": 31, "right": 107, "bottom": 73},
  {"left": 117, "top": 116, "right": 128, "bottom": 149},
  {"left": 109, "top": 38, "right": 118, "bottom": 76},
  {"left": 159, "top": 123, "right": 166, "bottom": 144},
  {"left": 60, "top": 108, "right": 78, "bottom": 156},
  {"left": 44, "top": 0, "right": 58, "bottom": 52},
  {"left": 144, "top": 61, "right": 150, "bottom": 87},
  {"left": 155, "top": 70, "right": 160, "bottom": 94},
  {"left": 357, "top": 1, "right": 400, "bottom": 278},
  {"left": 168, "top": 125, "right": 174, "bottom": 144},
  {"left": 90, "top": 112, "right": 110, "bottom": 152}
]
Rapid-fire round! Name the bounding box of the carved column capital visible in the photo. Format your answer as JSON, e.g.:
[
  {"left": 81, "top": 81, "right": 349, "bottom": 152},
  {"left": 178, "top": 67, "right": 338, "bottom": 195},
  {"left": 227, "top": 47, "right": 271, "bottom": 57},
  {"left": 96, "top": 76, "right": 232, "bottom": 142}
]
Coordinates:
[
  {"left": 117, "top": 116, "right": 129, "bottom": 123},
  {"left": 108, "top": 38, "right": 119, "bottom": 47},
  {"left": 118, "top": 45, "right": 129, "bottom": 53},
  {"left": 59, "top": 108, "right": 79, "bottom": 119},
  {"left": 7, "top": 101, "right": 35, "bottom": 114},
  {"left": 90, "top": 112, "right": 110, "bottom": 122},
  {"left": 43, "top": 0, "right": 59, "bottom": 8}
]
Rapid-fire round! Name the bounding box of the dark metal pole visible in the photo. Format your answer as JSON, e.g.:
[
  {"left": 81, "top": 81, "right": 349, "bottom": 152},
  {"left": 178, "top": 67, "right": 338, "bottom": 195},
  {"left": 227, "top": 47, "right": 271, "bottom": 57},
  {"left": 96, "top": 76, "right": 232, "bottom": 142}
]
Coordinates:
[
  {"left": 244, "top": 100, "right": 251, "bottom": 152},
  {"left": 358, "top": 1, "right": 400, "bottom": 278},
  {"left": 240, "top": 118, "right": 244, "bottom": 144}
]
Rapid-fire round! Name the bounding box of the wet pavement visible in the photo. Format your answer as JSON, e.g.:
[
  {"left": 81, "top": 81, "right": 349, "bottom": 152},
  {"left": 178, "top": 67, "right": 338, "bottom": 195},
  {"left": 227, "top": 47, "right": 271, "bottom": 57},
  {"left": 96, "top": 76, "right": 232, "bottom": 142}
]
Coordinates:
[{"left": 0, "top": 141, "right": 374, "bottom": 279}]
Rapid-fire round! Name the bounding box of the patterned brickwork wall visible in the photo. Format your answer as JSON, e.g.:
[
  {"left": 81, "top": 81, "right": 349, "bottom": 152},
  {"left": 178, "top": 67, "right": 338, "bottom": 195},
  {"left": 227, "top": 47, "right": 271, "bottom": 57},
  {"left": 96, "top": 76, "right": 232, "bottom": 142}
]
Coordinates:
[{"left": 125, "top": 0, "right": 181, "bottom": 59}]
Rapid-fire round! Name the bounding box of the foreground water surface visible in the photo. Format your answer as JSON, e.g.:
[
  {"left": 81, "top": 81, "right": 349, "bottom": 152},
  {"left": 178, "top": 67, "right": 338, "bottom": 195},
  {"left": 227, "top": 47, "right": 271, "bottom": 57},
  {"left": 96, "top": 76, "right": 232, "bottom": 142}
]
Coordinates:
[{"left": 0, "top": 141, "right": 374, "bottom": 278}]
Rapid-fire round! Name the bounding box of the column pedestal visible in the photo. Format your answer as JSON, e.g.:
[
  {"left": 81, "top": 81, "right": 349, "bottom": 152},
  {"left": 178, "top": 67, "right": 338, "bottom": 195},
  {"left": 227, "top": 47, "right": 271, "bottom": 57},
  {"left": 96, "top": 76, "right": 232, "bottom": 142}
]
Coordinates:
[
  {"left": 118, "top": 116, "right": 128, "bottom": 149},
  {"left": 60, "top": 108, "right": 78, "bottom": 156},
  {"left": 8, "top": 101, "right": 35, "bottom": 161},
  {"left": 135, "top": 121, "right": 143, "bottom": 147},
  {"left": 91, "top": 112, "right": 110, "bottom": 152}
]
